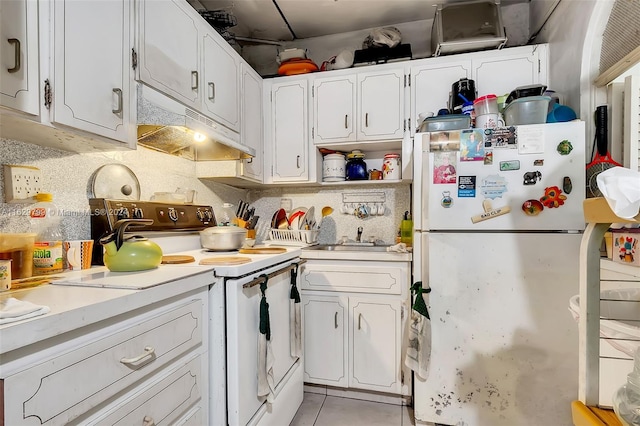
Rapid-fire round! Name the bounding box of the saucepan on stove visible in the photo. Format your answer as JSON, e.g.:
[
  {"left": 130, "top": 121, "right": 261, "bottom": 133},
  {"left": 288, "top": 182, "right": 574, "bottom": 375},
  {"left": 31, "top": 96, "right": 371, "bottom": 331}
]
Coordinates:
[{"left": 200, "top": 226, "right": 248, "bottom": 251}]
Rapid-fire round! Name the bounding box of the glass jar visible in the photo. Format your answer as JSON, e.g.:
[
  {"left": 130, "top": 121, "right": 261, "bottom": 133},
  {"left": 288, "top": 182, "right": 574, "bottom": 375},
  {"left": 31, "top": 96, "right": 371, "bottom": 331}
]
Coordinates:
[{"left": 346, "top": 150, "right": 367, "bottom": 180}]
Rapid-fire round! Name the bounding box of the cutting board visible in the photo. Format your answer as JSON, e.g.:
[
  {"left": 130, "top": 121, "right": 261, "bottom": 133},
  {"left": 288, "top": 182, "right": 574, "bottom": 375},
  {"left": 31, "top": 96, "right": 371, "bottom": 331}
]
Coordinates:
[
  {"left": 199, "top": 256, "right": 252, "bottom": 265},
  {"left": 238, "top": 247, "right": 287, "bottom": 254},
  {"left": 161, "top": 255, "right": 195, "bottom": 264}
]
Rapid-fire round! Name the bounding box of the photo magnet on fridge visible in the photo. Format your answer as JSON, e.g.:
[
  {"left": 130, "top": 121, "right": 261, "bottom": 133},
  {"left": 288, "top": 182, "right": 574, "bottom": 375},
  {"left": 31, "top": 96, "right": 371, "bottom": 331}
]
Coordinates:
[
  {"left": 429, "top": 131, "right": 461, "bottom": 152},
  {"left": 433, "top": 152, "right": 457, "bottom": 185},
  {"left": 484, "top": 127, "right": 517, "bottom": 149},
  {"left": 460, "top": 129, "right": 485, "bottom": 161}
]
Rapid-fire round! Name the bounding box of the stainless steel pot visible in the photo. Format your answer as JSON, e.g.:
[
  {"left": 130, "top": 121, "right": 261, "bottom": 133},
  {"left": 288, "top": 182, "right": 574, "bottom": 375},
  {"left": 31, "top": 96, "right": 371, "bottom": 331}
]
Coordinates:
[{"left": 200, "top": 226, "right": 248, "bottom": 251}]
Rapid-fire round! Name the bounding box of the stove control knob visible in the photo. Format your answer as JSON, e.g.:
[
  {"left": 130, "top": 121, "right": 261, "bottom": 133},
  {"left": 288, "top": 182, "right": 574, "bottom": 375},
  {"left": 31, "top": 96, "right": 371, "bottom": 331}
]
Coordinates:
[
  {"left": 204, "top": 209, "right": 214, "bottom": 222},
  {"left": 167, "top": 207, "right": 178, "bottom": 222},
  {"left": 196, "top": 209, "right": 205, "bottom": 222},
  {"left": 132, "top": 208, "right": 144, "bottom": 219},
  {"left": 116, "top": 208, "right": 129, "bottom": 220}
]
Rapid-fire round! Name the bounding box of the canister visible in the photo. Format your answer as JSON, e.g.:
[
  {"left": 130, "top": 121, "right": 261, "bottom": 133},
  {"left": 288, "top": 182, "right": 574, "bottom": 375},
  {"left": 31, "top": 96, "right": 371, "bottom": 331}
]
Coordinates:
[
  {"left": 323, "top": 153, "right": 346, "bottom": 182},
  {"left": 0, "top": 259, "right": 11, "bottom": 291},
  {"left": 382, "top": 153, "right": 401, "bottom": 180}
]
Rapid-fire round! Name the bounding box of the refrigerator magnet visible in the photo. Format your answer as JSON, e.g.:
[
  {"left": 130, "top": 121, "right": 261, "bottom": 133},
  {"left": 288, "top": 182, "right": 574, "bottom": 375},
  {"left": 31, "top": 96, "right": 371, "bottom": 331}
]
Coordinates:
[
  {"left": 540, "top": 186, "right": 567, "bottom": 208},
  {"left": 441, "top": 191, "right": 453, "bottom": 208},
  {"left": 523, "top": 171, "right": 543, "bottom": 185},
  {"left": 480, "top": 174, "right": 508, "bottom": 199},
  {"left": 483, "top": 127, "right": 517, "bottom": 149},
  {"left": 460, "top": 129, "right": 485, "bottom": 161},
  {"left": 433, "top": 152, "right": 457, "bottom": 184},
  {"left": 563, "top": 177, "right": 573, "bottom": 194},
  {"left": 471, "top": 199, "right": 512, "bottom": 224},
  {"left": 499, "top": 160, "right": 520, "bottom": 171},
  {"left": 557, "top": 140, "right": 573, "bottom": 155},
  {"left": 483, "top": 151, "right": 493, "bottom": 165},
  {"left": 517, "top": 125, "right": 545, "bottom": 154},
  {"left": 458, "top": 176, "right": 476, "bottom": 198},
  {"left": 429, "top": 131, "right": 461, "bottom": 152},
  {"left": 522, "top": 200, "right": 544, "bottom": 216},
  {"left": 533, "top": 159, "right": 544, "bottom": 166}
]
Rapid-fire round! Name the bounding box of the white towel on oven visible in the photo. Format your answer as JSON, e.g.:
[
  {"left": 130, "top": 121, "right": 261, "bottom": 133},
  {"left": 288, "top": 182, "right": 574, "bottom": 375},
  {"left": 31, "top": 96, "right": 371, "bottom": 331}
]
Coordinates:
[
  {"left": 0, "top": 297, "right": 50, "bottom": 325},
  {"left": 405, "top": 309, "right": 431, "bottom": 380},
  {"left": 257, "top": 333, "right": 275, "bottom": 403},
  {"left": 290, "top": 299, "right": 302, "bottom": 357}
]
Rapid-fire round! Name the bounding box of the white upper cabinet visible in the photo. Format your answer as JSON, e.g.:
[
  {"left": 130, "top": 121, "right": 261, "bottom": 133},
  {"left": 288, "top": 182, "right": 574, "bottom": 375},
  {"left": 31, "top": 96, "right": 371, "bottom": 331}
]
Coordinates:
[
  {"left": 410, "top": 58, "right": 472, "bottom": 135},
  {"left": 313, "top": 69, "right": 405, "bottom": 144},
  {"left": 271, "top": 79, "right": 309, "bottom": 182},
  {"left": 52, "top": 0, "right": 132, "bottom": 144},
  {"left": 202, "top": 30, "right": 240, "bottom": 132},
  {"left": 137, "top": 0, "right": 200, "bottom": 109},
  {"left": 241, "top": 63, "right": 263, "bottom": 181},
  {"left": 357, "top": 69, "right": 405, "bottom": 141},
  {"left": 0, "top": 0, "right": 40, "bottom": 116},
  {"left": 472, "top": 44, "right": 548, "bottom": 99},
  {"left": 313, "top": 75, "right": 356, "bottom": 143}
]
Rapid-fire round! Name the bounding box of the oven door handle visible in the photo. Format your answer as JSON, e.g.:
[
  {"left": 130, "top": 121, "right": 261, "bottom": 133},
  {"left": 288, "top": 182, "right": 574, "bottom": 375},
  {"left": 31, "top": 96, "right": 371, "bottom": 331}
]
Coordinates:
[{"left": 242, "top": 259, "right": 306, "bottom": 289}]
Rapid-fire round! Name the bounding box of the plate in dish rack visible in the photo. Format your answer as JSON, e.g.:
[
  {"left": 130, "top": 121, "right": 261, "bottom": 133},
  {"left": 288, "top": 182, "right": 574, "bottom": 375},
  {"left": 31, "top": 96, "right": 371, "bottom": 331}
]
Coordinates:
[{"left": 300, "top": 206, "right": 316, "bottom": 230}]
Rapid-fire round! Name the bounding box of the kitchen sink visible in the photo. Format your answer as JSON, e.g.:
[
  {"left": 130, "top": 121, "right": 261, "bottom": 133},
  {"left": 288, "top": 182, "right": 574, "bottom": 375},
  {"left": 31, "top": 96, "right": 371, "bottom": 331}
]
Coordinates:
[{"left": 305, "top": 244, "right": 392, "bottom": 252}]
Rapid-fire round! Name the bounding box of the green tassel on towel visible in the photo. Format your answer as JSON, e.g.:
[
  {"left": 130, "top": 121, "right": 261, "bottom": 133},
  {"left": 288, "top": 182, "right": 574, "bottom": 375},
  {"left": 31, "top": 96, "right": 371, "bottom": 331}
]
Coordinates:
[
  {"left": 259, "top": 274, "right": 271, "bottom": 341},
  {"left": 410, "top": 281, "right": 431, "bottom": 319}
]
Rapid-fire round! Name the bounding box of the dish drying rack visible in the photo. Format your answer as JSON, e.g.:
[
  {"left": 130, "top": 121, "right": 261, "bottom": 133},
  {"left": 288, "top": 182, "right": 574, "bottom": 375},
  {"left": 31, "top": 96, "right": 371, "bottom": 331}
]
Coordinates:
[{"left": 266, "top": 229, "right": 319, "bottom": 247}]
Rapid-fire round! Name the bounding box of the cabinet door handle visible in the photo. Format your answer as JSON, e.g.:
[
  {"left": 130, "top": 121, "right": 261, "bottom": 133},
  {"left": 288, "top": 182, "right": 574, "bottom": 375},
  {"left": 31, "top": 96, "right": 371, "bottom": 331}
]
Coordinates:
[
  {"left": 365, "top": 113, "right": 369, "bottom": 127},
  {"left": 7, "top": 38, "right": 20, "bottom": 73},
  {"left": 112, "top": 88, "right": 123, "bottom": 114},
  {"left": 120, "top": 346, "right": 155, "bottom": 365},
  {"left": 208, "top": 82, "right": 215, "bottom": 100},
  {"left": 142, "top": 416, "right": 156, "bottom": 426},
  {"left": 334, "top": 312, "right": 338, "bottom": 329},
  {"left": 296, "top": 155, "right": 300, "bottom": 168},
  {"left": 191, "top": 71, "right": 199, "bottom": 90},
  {"left": 358, "top": 313, "right": 362, "bottom": 330},
  {"left": 344, "top": 114, "right": 348, "bottom": 129}
]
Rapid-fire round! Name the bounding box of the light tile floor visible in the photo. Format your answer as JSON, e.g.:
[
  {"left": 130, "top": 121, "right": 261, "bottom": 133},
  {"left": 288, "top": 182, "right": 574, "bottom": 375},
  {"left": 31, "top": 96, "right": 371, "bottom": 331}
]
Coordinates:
[{"left": 290, "top": 392, "right": 415, "bottom": 426}]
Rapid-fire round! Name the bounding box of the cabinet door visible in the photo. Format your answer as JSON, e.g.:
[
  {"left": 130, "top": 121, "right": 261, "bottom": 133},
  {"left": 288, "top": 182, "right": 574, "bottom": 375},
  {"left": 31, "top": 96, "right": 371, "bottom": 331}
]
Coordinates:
[
  {"left": 313, "top": 75, "right": 356, "bottom": 143},
  {"left": 52, "top": 0, "right": 132, "bottom": 144},
  {"left": 0, "top": 0, "right": 39, "bottom": 115},
  {"left": 302, "top": 294, "right": 348, "bottom": 387},
  {"left": 410, "top": 58, "right": 472, "bottom": 136},
  {"left": 202, "top": 30, "right": 240, "bottom": 132},
  {"left": 271, "top": 79, "right": 309, "bottom": 182},
  {"left": 137, "top": 0, "right": 200, "bottom": 109},
  {"left": 241, "top": 63, "right": 263, "bottom": 182},
  {"left": 349, "top": 297, "right": 402, "bottom": 394},
  {"left": 357, "top": 69, "right": 405, "bottom": 141},
  {"left": 472, "top": 45, "right": 548, "bottom": 100}
]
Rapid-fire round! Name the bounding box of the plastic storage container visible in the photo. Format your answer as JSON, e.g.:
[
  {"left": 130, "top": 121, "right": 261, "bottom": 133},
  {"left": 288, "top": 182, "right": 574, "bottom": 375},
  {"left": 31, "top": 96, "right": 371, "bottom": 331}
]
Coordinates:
[
  {"left": 473, "top": 94, "right": 498, "bottom": 116},
  {"left": 29, "top": 193, "right": 63, "bottom": 275},
  {"left": 503, "top": 96, "right": 551, "bottom": 125},
  {"left": 419, "top": 114, "right": 471, "bottom": 132},
  {"left": 0, "top": 233, "right": 37, "bottom": 279}
]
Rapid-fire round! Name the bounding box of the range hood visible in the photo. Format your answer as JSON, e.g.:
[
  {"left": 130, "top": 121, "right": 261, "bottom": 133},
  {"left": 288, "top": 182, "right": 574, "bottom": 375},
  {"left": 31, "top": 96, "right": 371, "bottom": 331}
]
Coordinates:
[{"left": 136, "top": 83, "right": 255, "bottom": 161}]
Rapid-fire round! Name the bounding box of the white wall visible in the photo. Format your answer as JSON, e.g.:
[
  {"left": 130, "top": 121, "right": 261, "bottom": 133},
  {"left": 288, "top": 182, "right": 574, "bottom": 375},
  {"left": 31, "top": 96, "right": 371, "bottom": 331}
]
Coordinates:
[{"left": 242, "top": 3, "right": 530, "bottom": 77}]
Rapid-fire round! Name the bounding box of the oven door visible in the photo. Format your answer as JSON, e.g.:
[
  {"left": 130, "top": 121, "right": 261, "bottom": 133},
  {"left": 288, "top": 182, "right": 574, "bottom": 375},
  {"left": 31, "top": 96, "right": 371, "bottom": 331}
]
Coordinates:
[{"left": 225, "top": 259, "right": 303, "bottom": 426}]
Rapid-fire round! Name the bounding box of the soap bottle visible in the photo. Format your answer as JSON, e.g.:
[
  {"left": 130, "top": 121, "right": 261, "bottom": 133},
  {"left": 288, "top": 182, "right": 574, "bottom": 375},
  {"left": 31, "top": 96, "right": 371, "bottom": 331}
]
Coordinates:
[
  {"left": 400, "top": 211, "right": 413, "bottom": 247},
  {"left": 29, "top": 193, "right": 64, "bottom": 275}
]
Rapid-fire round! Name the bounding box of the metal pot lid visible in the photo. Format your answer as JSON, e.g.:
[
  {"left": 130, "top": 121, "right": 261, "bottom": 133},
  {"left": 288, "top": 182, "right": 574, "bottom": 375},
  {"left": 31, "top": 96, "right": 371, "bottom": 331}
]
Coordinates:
[{"left": 89, "top": 164, "right": 141, "bottom": 200}]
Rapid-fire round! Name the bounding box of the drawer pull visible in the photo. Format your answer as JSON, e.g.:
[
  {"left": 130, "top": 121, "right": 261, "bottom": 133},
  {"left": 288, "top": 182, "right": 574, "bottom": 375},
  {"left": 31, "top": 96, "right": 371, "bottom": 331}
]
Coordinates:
[
  {"left": 334, "top": 312, "right": 338, "bottom": 329},
  {"left": 120, "top": 346, "right": 155, "bottom": 365},
  {"left": 142, "top": 415, "right": 156, "bottom": 426},
  {"left": 7, "top": 38, "right": 20, "bottom": 73},
  {"left": 344, "top": 114, "right": 348, "bottom": 129},
  {"left": 112, "top": 88, "right": 123, "bottom": 114},
  {"left": 191, "top": 71, "right": 199, "bottom": 90},
  {"left": 358, "top": 313, "right": 362, "bottom": 330}
]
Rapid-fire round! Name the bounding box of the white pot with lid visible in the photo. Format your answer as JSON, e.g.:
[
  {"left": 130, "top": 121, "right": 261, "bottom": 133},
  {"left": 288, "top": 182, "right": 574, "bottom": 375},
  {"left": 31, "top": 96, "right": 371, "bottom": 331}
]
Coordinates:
[{"left": 323, "top": 153, "right": 346, "bottom": 182}]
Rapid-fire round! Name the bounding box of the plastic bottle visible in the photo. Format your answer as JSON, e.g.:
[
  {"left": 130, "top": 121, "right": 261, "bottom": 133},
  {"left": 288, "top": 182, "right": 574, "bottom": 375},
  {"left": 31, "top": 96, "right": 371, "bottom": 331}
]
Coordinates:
[
  {"left": 400, "top": 211, "right": 413, "bottom": 247},
  {"left": 29, "top": 193, "right": 64, "bottom": 274}
]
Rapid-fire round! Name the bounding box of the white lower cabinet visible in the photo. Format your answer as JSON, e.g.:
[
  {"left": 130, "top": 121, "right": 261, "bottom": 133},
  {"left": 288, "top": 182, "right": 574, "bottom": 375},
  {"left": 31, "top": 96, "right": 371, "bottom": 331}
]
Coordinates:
[
  {"left": 301, "top": 259, "right": 410, "bottom": 396},
  {"left": 0, "top": 289, "right": 209, "bottom": 425}
]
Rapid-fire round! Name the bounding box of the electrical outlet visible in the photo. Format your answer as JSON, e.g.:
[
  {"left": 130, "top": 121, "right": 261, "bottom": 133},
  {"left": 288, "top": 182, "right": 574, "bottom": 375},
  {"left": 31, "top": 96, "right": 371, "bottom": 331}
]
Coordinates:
[{"left": 3, "top": 165, "right": 42, "bottom": 203}]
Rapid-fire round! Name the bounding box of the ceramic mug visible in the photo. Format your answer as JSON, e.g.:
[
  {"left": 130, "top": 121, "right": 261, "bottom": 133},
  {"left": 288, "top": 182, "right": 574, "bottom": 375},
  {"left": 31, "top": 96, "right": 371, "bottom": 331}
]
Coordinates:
[
  {"left": 63, "top": 240, "right": 94, "bottom": 270},
  {"left": 476, "top": 113, "right": 504, "bottom": 129}
]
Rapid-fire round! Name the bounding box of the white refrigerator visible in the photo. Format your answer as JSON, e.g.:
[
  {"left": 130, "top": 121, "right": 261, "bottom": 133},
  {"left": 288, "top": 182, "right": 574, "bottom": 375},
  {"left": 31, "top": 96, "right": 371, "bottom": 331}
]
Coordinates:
[{"left": 412, "top": 122, "right": 585, "bottom": 426}]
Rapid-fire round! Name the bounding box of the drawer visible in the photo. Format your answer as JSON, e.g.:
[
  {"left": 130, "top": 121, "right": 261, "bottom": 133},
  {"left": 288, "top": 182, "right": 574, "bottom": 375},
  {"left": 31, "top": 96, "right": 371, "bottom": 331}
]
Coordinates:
[
  {"left": 301, "top": 260, "right": 409, "bottom": 295},
  {"left": 3, "top": 299, "right": 204, "bottom": 425},
  {"left": 89, "top": 355, "right": 204, "bottom": 425}
]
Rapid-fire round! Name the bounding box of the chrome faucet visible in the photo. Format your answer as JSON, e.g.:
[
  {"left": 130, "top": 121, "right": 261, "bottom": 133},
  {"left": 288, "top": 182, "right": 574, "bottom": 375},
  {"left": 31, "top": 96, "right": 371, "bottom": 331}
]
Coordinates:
[{"left": 356, "top": 226, "right": 363, "bottom": 243}]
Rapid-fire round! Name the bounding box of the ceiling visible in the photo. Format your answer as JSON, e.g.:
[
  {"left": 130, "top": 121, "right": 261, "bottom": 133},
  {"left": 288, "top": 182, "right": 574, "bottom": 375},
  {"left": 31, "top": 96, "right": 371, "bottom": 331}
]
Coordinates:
[{"left": 189, "top": 0, "right": 528, "bottom": 43}]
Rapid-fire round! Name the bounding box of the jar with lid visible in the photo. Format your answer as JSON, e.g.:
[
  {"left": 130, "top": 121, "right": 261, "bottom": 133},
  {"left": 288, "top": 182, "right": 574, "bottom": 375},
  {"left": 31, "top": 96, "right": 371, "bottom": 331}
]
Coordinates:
[
  {"left": 219, "top": 203, "right": 236, "bottom": 226},
  {"left": 382, "top": 153, "right": 401, "bottom": 180},
  {"left": 323, "top": 153, "right": 346, "bottom": 182},
  {"left": 346, "top": 150, "right": 367, "bottom": 181}
]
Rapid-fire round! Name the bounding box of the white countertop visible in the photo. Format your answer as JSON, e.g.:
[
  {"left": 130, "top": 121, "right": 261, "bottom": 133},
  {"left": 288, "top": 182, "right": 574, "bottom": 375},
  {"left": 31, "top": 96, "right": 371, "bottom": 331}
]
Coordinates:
[
  {"left": 301, "top": 247, "right": 412, "bottom": 262},
  {"left": 0, "top": 266, "right": 215, "bottom": 355}
]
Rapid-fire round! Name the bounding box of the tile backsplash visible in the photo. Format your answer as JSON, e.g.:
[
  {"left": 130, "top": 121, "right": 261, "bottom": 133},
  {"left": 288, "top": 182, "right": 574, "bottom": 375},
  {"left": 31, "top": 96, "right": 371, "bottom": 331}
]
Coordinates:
[{"left": 1, "top": 138, "right": 410, "bottom": 246}]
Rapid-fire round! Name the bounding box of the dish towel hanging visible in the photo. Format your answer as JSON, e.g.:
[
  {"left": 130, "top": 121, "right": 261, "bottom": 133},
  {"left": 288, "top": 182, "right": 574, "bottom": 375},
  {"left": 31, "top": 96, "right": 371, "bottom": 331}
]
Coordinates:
[
  {"left": 0, "top": 297, "right": 50, "bottom": 325},
  {"left": 404, "top": 281, "right": 432, "bottom": 380},
  {"left": 290, "top": 263, "right": 302, "bottom": 358},
  {"left": 257, "top": 274, "right": 275, "bottom": 403}
]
